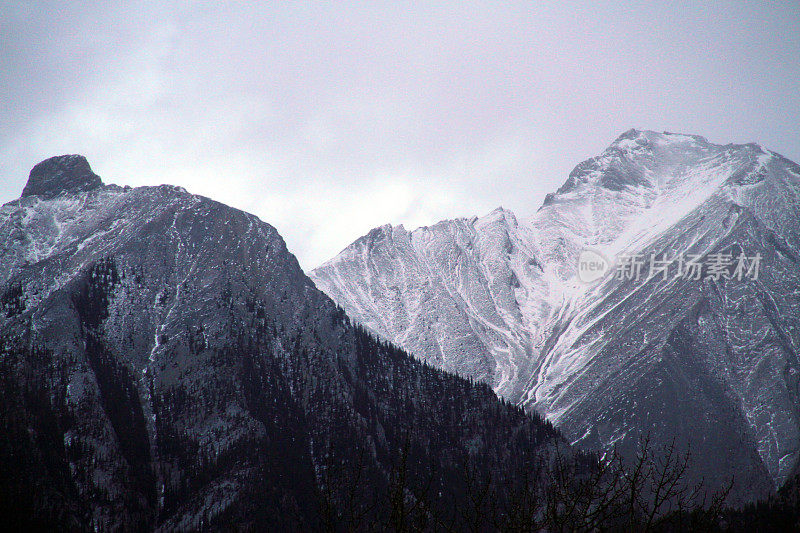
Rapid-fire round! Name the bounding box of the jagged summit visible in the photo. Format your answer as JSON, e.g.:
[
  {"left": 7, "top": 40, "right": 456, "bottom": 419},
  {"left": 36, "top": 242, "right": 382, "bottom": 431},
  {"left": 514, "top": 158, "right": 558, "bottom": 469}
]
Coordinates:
[
  {"left": 611, "top": 128, "right": 710, "bottom": 146},
  {"left": 552, "top": 129, "right": 727, "bottom": 198},
  {"left": 21, "top": 154, "right": 102, "bottom": 199}
]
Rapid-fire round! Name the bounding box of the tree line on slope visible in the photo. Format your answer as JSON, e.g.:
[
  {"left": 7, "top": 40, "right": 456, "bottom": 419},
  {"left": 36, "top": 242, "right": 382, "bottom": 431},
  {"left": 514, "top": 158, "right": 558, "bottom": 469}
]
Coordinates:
[{"left": 0, "top": 255, "right": 798, "bottom": 530}]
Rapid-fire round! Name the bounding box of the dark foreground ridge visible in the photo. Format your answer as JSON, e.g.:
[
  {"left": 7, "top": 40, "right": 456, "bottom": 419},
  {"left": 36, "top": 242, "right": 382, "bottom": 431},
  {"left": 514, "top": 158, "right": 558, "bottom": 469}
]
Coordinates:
[{"left": 2, "top": 157, "right": 572, "bottom": 529}]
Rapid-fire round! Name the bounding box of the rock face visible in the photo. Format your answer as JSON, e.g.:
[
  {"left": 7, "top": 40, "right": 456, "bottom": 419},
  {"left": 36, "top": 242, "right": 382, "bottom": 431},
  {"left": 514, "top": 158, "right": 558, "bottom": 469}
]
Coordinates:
[
  {"left": 21, "top": 155, "right": 102, "bottom": 198},
  {"left": 309, "top": 208, "right": 539, "bottom": 399},
  {"left": 0, "top": 158, "right": 566, "bottom": 530},
  {"left": 311, "top": 129, "right": 800, "bottom": 502}
]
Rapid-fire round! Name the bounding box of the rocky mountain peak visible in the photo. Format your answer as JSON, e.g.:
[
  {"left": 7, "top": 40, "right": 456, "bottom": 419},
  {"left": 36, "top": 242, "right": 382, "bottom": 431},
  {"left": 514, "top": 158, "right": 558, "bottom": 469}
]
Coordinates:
[
  {"left": 21, "top": 154, "right": 102, "bottom": 198},
  {"left": 553, "top": 129, "right": 719, "bottom": 196},
  {"left": 610, "top": 128, "right": 710, "bottom": 148}
]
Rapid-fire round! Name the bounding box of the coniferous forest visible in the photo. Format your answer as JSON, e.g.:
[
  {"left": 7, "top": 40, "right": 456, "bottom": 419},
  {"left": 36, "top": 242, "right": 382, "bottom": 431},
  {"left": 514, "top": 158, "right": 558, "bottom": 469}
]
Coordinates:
[{"left": 1, "top": 256, "right": 798, "bottom": 530}]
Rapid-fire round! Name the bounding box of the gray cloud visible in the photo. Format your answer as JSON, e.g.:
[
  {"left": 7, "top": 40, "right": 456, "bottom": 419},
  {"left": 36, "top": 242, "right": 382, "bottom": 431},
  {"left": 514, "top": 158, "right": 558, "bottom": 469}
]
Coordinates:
[{"left": 2, "top": 1, "right": 799, "bottom": 268}]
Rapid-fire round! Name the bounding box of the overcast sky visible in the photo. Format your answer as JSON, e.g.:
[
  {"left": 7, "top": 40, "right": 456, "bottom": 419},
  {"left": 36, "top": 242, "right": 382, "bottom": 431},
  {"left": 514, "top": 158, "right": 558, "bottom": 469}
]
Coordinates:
[{"left": 2, "top": 1, "right": 799, "bottom": 269}]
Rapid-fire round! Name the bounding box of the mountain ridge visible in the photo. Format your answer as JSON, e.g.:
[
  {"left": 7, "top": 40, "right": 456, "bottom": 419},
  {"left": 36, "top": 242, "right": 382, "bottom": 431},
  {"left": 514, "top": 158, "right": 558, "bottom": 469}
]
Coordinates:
[
  {"left": 310, "top": 129, "right": 800, "bottom": 502},
  {"left": 1, "top": 159, "right": 572, "bottom": 529}
]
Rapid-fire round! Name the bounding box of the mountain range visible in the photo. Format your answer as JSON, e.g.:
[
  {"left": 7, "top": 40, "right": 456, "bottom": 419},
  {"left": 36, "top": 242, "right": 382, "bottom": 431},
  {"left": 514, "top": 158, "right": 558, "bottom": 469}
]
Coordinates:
[
  {"left": 0, "top": 155, "right": 570, "bottom": 530},
  {"left": 311, "top": 129, "right": 800, "bottom": 502},
  {"left": 4, "top": 129, "right": 799, "bottom": 528}
]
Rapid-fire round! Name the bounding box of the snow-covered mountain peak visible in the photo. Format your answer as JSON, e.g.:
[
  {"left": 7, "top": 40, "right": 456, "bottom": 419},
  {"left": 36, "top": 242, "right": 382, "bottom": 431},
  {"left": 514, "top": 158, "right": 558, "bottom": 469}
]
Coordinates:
[
  {"left": 311, "top": 130, "right": 800, "bottom": 499},
  {"left": 21, "top": 154, "right": 103, "bottom": 199},
  {"left": 340, "top": 222, "right": 397, "bottom": 251},
  {"left": 531, "top": 130, "right": 777, "bottom": 269},
  {"left": 611, "top": 128, "right": 710, "bottom": 148},
  {"left": 476, "top": 206, "right": 518, "bottom": 229},
  {"left": 555, "top": 129, "right": 723, "bottom": 198}
]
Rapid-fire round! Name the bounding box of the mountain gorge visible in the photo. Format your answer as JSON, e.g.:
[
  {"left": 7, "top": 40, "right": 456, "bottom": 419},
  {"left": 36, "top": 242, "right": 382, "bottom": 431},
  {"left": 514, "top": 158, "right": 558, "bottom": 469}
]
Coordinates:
[
  {"left": 311, "top": 129, "right": 800, "bottom": 502},
  {"left": 0, "top": 156, "right": 571, "bottom": 530}
]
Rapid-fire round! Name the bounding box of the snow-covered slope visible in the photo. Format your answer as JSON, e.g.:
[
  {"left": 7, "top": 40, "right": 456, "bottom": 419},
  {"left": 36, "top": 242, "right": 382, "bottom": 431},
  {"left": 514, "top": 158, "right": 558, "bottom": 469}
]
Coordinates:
[
  {"left": 311, "top": 208, "right": 542, "bottom": 398},
  {"left": 311, "top": 129, "right": 800, "bottom": 500}
]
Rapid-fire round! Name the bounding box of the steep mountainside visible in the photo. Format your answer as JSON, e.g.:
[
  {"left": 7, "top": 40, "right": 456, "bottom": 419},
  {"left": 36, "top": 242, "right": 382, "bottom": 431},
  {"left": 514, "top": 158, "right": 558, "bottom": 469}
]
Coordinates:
[
  {"left": 0, "top": 156, "right": 568, "bottom": 530},
  {"left": 311, "top": 130, "right": 800, "bottom": 501}
]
